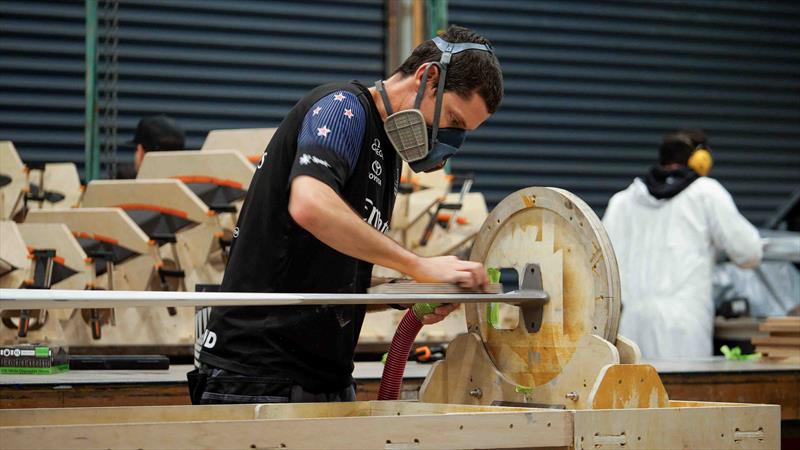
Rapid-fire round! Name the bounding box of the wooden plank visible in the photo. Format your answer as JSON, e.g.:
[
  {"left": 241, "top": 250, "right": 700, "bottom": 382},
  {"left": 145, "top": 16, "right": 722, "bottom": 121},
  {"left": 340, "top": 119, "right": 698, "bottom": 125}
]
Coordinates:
[
  {"left": 0, "top": 384, "right": 191, "bottom": 410},
  {"left": 759, "top": 320, "right": 800, "bottom": 334},
  {"left": 573, "top": 402, "right": 780, "bottom": 449},
  {"left": 0, "top": 403, "right": 256, "bottom": 426},
  {"left": 0, "top": 402, "right": 573, "bottom": 450},
  {"left": 755, "top": 346, "right": 800, "bottom": 359},
  {"left": 765, "top": 317, "right": 800, "bottom": 323},
  {"left": 752, "top": 335, "right": 800, "bottom": 346},
  {"left": 368, "top": 282, "right": 502, "bottom": 295}
]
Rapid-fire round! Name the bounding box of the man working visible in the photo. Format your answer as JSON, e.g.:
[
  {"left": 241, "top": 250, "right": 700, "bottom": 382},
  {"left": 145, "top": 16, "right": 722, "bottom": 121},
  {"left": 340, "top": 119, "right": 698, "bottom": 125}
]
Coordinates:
[
  {"left": 116, "top": 114, "right": 185, "bottom": 179},
  {"left": 603, "top": 130, "right": 762, "bottom": 359},
  {"left": 193, "top": 25, "right": 503, "bottom": 404}
]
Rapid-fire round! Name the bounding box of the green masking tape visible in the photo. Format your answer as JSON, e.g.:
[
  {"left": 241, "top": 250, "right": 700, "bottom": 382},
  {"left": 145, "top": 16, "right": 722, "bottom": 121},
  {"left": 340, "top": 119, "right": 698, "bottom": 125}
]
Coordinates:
[
  {"left": 487, "top": 268, "right": 501, "bottom": 328},
  {"left": 515, "top": 385, "right": 533, "bottom": 395}
]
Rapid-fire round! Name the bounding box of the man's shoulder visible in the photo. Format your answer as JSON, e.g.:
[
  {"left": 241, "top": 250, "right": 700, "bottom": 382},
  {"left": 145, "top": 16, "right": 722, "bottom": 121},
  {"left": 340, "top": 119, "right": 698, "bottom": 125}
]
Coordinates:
[{"left": 305, "top": 81, "right": 366, "bottom": 104}]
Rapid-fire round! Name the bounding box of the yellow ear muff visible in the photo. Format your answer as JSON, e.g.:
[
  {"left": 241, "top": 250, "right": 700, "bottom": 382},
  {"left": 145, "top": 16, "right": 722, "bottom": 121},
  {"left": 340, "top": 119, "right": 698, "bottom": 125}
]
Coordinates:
[{"left": 688, "top": 148, "right": 713, "bottom": 176}]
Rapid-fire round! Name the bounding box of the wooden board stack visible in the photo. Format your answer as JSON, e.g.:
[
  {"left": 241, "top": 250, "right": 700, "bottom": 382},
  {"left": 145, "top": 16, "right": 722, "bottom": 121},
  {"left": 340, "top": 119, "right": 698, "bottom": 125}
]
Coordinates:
[{"left": 752, "top": 316, "right": 800, "bottom": 363}]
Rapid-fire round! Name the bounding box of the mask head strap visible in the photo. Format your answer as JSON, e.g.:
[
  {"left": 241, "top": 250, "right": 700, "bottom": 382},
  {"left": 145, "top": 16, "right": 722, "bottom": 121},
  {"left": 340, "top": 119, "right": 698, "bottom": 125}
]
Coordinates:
[
  {"left": 432, "top": 36, "right": 494, "bottom": 63},
  {"left": 374, "top": 80, "right": 394, "bottom": 116}
]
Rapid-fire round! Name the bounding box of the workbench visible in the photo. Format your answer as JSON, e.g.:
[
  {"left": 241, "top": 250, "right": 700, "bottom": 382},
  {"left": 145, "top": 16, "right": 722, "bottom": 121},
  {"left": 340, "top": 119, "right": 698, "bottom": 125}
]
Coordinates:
[{"left": 2, "top": 359, "right": 797, "bottom": 418}]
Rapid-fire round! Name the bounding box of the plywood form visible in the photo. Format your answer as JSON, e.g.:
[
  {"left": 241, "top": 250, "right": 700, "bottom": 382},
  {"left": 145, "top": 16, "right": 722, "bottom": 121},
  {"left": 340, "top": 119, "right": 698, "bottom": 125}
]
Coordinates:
[
  {"left": 0, "top": 141, "right": 27, "bottom": 219},
  {"left": 58, "top": 306, "right": 195, "bottom": 348},
  {"left": 82, "top": 179, "right": 212, "bottom": 225},
  {"left": 138, "top": 149, "right": 255, "bottom": 189},
  {"left": 0, "top": 400, "right": 780, "bottom": 450},
  {"left": 26, "top": 208, "right": 153, "bottom": 255},
  {"left": 614, "top": 334, "right": 641, "bottom": 364},
  {"left": 420, "top": 332, "right": 627, "bottom": 410},
  {"left": 80, "top": 180, "right": 222, "bottom": 290},
  {"left": 0, "top": 221, "right": 30, "bottom": 289},
  {"left": 201, "top": 127, "right": 276, "bottom": 161},
  {"left": 17, "top": 223, "right": 93, "bottom": 291},
  {"left": 467, "top": 187, "right": 621, "bottom": 388},
  {"left": 28, "top": 163, "right": 83, "bottom": 209}
]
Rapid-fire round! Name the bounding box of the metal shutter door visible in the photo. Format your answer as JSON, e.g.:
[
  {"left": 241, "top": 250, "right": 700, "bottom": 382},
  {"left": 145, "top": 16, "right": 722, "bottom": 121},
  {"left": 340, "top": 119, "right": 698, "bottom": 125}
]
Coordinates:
[
  {"left": 448, "top": 0, "right": 800, "bottom": 224},
  {"left": 1, "top": 0, "right": 385, "bottom": 174}
]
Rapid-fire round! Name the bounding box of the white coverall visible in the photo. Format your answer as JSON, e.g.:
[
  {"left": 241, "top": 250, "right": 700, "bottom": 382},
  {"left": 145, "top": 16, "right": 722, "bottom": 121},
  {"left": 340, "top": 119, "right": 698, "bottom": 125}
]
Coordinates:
[{"left": 602, "top": 177, "right": 762, "bottom": 359}]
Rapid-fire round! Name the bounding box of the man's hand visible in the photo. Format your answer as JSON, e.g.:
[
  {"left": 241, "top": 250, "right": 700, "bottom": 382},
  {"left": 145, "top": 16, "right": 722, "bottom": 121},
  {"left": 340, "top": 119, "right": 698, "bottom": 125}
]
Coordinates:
[
  {"left": 408, "top": 255, "right": 489, "bottom": 291},
  {"left": 420, "top": 303, "right": 460, "bottom": 325}
]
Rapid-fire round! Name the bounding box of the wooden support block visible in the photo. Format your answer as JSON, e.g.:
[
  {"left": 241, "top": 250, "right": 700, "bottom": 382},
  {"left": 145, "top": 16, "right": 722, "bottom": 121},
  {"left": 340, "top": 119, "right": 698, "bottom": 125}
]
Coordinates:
[
  {"left": 420, "top": 332, "right": 620, "bottom": 410},
  {"left": 588, "top": 364, "right": 669, "bottom": 409},
  {"left": 368, "top": 282, "right": 502, "bottom": 295},
  {"left": 615, "top": 334, "right": 641, "bottom": 364}
]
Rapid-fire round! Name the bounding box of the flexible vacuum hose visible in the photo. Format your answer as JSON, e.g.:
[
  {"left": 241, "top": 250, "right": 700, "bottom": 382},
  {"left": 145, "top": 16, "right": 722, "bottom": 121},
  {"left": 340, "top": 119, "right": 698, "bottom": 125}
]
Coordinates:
[{"left": 378, "top": 303, "right": 438, "bottom": 400}]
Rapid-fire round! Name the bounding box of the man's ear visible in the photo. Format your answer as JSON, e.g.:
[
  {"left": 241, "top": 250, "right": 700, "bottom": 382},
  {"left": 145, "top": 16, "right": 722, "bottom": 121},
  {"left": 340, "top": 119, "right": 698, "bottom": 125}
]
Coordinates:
[{"left": 413, "top": 63, "right": 440, "bottom": 92}]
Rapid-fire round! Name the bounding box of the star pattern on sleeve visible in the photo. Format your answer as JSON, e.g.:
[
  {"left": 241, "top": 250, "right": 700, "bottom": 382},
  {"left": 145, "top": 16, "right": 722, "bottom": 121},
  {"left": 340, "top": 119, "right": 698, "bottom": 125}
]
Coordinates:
[
  {"left": 317, "top": 125, "right": 331, "bottom": 138},
  {"left": 297, "top": 90, "right": 367, "bottom": 172}
]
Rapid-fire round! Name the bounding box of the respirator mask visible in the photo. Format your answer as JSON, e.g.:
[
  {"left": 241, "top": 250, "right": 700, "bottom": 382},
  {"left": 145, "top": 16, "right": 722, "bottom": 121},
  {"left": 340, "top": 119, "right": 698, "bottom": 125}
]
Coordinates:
[{"left": 375, "top": 37, "right": 494, "bottom": 173}]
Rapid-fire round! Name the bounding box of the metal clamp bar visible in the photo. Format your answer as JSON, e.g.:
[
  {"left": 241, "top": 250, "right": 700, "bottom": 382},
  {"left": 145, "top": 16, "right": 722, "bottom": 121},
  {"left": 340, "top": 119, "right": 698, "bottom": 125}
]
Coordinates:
[{"left": 0, "top": 288, "right": 549, "bottom": 310}]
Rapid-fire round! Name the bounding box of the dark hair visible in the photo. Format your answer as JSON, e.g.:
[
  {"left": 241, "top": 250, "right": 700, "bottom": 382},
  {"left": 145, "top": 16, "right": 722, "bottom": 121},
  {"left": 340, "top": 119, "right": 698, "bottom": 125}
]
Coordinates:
[
  {"left": 659, "top": 129, "right": 708, "bottom": 165},
  {"left": 133, "top": 114, "right": 185, "bottom": 152},
  {"left": 393, "top": 25, "right": 503, "bottom": 114}
]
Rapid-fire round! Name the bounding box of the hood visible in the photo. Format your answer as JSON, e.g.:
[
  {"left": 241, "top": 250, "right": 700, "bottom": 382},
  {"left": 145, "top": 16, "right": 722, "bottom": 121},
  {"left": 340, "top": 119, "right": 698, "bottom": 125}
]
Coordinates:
[{"left": 642, "top": 166, "right": 699, "bottom": 200}]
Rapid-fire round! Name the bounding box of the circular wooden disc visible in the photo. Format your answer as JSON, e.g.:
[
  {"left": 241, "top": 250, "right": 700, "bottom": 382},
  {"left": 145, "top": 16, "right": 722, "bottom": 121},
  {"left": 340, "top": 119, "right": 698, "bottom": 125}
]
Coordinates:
[{"left": 467, "top": 187, "right": 621, "bottom": 387}]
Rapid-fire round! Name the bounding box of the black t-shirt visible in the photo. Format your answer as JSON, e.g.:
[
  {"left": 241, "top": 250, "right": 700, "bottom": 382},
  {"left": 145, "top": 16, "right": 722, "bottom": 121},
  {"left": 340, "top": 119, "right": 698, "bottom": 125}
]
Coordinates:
[{"left": 199, "top": 81, "right": 400, "bottom": 393}]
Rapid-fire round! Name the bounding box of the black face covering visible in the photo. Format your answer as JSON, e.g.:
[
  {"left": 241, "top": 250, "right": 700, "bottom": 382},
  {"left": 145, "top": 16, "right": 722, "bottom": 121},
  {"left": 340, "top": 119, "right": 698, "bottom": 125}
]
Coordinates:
[{"left": 643, "top": 166, "right": 699, "bottom": 199}]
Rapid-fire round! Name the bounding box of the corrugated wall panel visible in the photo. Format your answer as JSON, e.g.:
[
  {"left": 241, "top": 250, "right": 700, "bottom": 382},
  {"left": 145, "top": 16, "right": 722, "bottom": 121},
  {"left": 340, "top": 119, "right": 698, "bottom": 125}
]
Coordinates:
[
  {"left": 448, "top": 0, "right": 800, "bottom": 224},
  {"left": 0, "top": 0, "right": 385, "bottom": 174}
]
